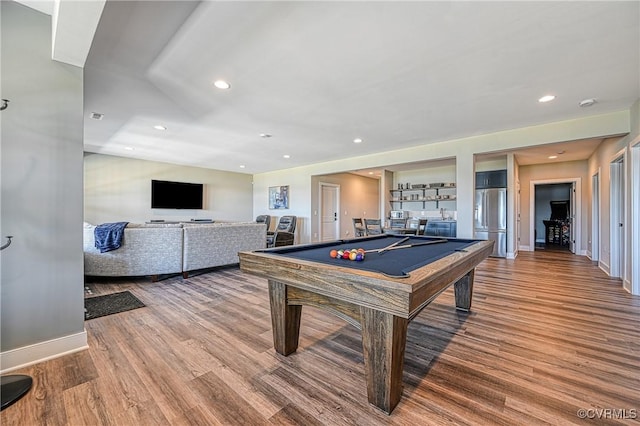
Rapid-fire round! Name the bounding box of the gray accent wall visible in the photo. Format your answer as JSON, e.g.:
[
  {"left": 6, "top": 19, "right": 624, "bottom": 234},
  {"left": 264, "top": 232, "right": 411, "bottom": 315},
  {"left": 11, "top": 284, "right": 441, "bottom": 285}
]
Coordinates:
[{"left": 1, "top": 3, "right": 85, "bottom": 355}]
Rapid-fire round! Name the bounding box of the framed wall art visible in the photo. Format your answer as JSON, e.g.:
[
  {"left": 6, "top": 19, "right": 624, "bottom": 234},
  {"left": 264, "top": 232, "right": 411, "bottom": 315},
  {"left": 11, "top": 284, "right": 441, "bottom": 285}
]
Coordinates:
[{"left": 269, "top": 185, "right": 289, "bottom": 209}]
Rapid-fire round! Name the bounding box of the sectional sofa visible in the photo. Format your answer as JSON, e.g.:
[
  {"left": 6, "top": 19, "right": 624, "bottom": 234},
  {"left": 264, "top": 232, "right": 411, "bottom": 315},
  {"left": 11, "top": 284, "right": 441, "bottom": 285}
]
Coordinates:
[{"left": 83, "top": 221, "right": 267, "bottom": 280}]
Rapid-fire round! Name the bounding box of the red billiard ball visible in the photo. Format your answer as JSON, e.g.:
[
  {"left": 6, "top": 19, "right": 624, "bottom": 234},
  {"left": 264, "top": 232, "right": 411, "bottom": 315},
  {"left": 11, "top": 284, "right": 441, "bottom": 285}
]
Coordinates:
[{"left": 342, "top": 252, "right": 351, "bottom": 259}]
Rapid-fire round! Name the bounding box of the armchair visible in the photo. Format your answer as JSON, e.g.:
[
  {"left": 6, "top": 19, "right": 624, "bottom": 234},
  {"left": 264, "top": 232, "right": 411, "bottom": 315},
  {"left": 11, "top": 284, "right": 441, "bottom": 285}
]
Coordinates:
[
  {"left": 256, "top": 215, "right": 271, "bottom": 231},
  {"left": 267, "top": 215, "right": 297, "bottom": 247}
]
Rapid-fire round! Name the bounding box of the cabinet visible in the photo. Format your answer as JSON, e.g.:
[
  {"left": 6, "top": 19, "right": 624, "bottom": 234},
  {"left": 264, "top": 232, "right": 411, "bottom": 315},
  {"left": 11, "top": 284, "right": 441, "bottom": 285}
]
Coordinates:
[
  {"left": 390, "top": 184, "right": 456, "bottom": 209},
  {"left": 425, "top": 221, "right": 457, "bottom": 238},
  {"left": 476, "top": 170, "right": 507, "bottom": 189}
]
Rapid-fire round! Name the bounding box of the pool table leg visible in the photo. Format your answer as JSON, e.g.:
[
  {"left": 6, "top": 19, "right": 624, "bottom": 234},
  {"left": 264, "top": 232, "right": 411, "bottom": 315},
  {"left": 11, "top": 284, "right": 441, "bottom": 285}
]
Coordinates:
[
  {"left": 360, "top": 307, "right": 408, "bottom": 414},
  {"left": 454, "top": 269, "right": 475, "bottom": 311},
  {"left": 268, "top": 280, "right": 302, "bottom": 356}
]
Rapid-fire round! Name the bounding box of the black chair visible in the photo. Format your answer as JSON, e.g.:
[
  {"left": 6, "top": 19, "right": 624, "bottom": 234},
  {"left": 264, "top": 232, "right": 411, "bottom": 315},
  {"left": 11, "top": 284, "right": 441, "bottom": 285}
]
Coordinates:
[
  {"left": 256, "top": 214, "right": 271, "bottom": 231},
  {"left": 267, "top": 215, "right": 297, "bottom": 247},
  {"left": 364, "top": 218, "right": 384, "bottom": 235},
  {"left": 353, "top": 218, "right": 366, "bottom": 237}
]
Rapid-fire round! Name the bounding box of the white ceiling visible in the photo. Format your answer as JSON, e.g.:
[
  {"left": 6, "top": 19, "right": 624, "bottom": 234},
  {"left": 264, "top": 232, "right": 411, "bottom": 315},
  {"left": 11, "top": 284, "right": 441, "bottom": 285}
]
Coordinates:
[{"left": 77, "top": 1, "right": 639, "bottom": 174}]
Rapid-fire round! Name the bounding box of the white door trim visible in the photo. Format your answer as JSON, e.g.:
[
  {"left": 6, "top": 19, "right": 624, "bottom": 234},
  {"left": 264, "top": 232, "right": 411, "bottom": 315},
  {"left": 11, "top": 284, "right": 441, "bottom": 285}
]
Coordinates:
[
  {"left": 630, "top": 140, "right": 640, "bottom": 295},
  {"left": 609, "top": 150, "right": 625, "bottom": 280},
  {"left": 529, "top": 177, "right": 582, "bottom": 255},
  {"left": 590, "top": 169, "right": 600, "bottom": 262}
]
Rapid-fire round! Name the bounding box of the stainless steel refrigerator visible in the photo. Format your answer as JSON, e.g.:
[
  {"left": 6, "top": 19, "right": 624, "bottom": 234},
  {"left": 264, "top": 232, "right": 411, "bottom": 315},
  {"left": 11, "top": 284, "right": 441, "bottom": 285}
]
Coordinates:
[{"left": 474, "top": 188, "right": 507, "bottom": 257}]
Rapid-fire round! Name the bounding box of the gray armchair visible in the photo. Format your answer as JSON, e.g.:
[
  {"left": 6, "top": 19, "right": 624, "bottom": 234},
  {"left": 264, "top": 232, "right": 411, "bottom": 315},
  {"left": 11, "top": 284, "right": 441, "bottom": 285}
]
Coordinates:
[{"left": 267, "top": 215, "right": 297, "bottom": 247}]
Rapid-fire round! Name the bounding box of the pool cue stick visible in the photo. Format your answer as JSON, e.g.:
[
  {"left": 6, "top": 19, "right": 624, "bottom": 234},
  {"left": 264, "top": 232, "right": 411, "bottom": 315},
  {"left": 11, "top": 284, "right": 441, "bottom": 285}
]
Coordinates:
[
  {"left": 377, "top": 236, "right": 410, "bottom": 255},
  {"left": 365, "top": 239, "right": 448, "bottom": 253}
]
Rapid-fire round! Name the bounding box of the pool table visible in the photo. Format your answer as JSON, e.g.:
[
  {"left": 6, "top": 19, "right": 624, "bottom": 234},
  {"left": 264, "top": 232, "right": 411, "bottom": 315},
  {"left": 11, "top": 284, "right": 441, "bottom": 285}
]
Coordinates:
[{"left": 238, "top": 234, "right": 494, "bottom": 414}]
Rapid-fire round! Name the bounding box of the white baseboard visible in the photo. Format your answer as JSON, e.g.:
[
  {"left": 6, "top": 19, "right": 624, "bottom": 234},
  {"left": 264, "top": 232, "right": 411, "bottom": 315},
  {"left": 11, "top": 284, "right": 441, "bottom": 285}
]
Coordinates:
[
  {"left": 599, "top": 260, "right": 610, "bottom": 276},
  {"left": 519, "top": 245, "right": 531, "bottom": 252},
  {"left": 623, "top": 278, "right": 632, "bottom": 293},
  {"left": 0, "top": 330, "right": 88, "bottom": 374},
  {"left": 507, "top": 251, "right": 518, "bottom": 260}
]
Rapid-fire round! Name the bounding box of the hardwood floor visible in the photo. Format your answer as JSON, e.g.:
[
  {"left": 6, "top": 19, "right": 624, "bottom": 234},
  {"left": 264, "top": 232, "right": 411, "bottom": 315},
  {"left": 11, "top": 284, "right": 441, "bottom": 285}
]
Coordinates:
[{"left": 2, "top": 251, "right": 639, "bottom": 425}]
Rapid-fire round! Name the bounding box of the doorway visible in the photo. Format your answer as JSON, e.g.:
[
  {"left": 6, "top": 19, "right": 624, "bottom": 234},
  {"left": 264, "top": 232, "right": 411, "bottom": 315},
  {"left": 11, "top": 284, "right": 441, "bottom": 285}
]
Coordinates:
[
  {"left": 319, "top": 183, "right": 340, "bottom": 242},
  {"left": 529, "top": 178, "right": 581, "bottom": 254}
]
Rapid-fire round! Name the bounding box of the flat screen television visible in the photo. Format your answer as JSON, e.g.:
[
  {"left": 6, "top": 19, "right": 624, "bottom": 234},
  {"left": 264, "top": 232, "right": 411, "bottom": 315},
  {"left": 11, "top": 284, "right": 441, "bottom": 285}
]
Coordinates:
[{"left": 151, "top": 180, "right": 204, "bottom": 209}]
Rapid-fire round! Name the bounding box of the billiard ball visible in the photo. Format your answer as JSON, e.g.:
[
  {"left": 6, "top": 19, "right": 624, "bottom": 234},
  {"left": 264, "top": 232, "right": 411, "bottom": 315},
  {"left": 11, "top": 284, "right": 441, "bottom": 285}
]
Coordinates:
[
  {"left": 330, "top": 249, "right": 338, "bottom": 258},
  {"left": 342, "top": 252, "right": 351, "bottom": 259},
  {"left": 355, "top": 253, "right": 364, "bottom": 261},
  {"left": 349, "top": 252, "right": 357, "bottom": 260}
]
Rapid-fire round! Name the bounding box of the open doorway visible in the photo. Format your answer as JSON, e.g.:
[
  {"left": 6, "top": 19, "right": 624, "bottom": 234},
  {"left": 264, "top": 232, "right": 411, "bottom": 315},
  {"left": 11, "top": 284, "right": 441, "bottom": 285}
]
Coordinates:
[{"left": 530, "top": 178, "right": 581, "bottom": 254}]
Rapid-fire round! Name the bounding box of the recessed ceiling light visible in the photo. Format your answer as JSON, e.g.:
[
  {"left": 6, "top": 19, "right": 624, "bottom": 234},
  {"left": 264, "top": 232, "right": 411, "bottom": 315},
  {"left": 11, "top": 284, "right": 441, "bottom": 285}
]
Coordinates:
[
  {"left": 153, "top": 125, "right": 167, "bottom": 131},
  {"left": 353, "top": 138, "right": 363, "bottom": 144},
  {"left": 579, "top": 98, "right": 597, "bottom": 107},
  {"left": 260, "top": 133, "right": 272, "bottom": 138},
  {"left": 213, "top": 80, "right": 231, "bottom": 89},
  {"left": 90, "top": 112, "right": 104, "bottom": 120},
  {"left": 368, "top": 172, "right": 374, "bottom": 175},
  {"left": 124, "top": 146, "right": 134, "bottom": 151},
  {"left": 239, "top": 165, "right": 246, "bottom": 169},
  {"left": 538, "top": 95, "right": 556, "bottom": 103},
  {"left": 548, "top": 155, "right": 558, "bottom": 159},
  {"left": 283, "top": 154, "right": 290, "bottom": 159}
]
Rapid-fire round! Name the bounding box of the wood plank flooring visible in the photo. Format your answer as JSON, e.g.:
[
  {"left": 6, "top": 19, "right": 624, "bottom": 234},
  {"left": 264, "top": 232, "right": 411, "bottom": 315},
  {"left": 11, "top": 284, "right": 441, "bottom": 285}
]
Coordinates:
[{"left": 2, "top": 251, "right": 639, "bottom": 425}]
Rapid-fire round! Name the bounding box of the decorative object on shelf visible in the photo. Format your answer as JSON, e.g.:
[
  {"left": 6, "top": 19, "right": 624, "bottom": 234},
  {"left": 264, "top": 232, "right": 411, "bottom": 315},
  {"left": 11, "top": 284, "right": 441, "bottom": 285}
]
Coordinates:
[{"left": 269, "top": 185, "right": 289, "bottom": 209}]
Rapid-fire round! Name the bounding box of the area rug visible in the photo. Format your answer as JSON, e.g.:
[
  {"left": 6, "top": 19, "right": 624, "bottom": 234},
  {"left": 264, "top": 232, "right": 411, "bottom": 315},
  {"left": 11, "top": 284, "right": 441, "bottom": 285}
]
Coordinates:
[{"left": 84, "top": 291, "right": 145, "bottom": 320}]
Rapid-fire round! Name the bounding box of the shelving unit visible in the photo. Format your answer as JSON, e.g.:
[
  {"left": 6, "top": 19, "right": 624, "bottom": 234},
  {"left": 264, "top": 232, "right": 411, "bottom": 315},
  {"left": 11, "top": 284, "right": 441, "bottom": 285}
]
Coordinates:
[{"left": 390, "top": 184, "right": 456, "bottom": 209}]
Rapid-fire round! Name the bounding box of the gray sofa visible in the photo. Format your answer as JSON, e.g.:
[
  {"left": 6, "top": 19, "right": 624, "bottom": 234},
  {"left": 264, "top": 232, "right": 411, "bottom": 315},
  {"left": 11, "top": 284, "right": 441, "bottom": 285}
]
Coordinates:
[
  {"left": 83, "top": 221, "right": 267, "bottom": 280},
  {"left": 182, "top": 222, "right": 267, "bottom": 277}
]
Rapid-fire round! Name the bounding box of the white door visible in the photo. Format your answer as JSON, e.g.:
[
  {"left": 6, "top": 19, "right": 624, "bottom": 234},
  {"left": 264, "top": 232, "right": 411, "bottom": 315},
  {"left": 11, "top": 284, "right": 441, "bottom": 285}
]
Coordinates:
[{"left": 320, "top": 183, "right": 339, "bottom": 241}]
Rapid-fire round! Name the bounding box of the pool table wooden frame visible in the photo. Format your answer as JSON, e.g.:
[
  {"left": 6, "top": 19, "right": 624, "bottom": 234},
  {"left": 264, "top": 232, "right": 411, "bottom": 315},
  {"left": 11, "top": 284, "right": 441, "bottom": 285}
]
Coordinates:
[{"left": 238, "top": 237, "right": 494, "bottom": 414}]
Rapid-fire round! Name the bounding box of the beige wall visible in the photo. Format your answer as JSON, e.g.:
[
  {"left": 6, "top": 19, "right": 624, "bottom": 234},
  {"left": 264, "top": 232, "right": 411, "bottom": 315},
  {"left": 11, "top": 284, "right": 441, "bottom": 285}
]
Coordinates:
[
  {"left": 84, "top": 153, "right": 254, "bottom": 224},
  {"left": 253, "top": 111, "right": 630, "bottom": 244},
  {"left": 310, "top": 173, "right": 380, "bottom": 241},
  {"left": 518, "top": 160, "right": 589, "bottom": 252},
  {"left": 587, "top": 137, "right": 629, "bottom": 272}
]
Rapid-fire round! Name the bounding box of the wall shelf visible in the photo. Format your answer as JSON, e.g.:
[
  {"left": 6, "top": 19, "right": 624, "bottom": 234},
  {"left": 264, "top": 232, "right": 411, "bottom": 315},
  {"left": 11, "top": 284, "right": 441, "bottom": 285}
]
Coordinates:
[{"left": 390, "top": 185, "right": 456, "bottom": 209}]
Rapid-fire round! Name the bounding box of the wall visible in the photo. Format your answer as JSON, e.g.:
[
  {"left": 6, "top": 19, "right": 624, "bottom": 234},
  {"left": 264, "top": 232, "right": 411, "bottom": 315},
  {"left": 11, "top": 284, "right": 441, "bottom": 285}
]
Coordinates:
[
  {"left": 393, "top": 161, "right": 457, "bottom": 219},
  {"left": 310, "top": 173, "right": 379, "bottom": 241},
  {"left": 587, "top": 136, "right": 629, "bottom": 274},
  {"left": 1, "top": 2, "right": 86, "bottom": 370},
  {"left": 253, "top": 111, "right": 629, "bottom": 245},
  {"left": 519, "top": 160, "right": 589, "bottom": 252},
  {"left": 84, "top": 153, "right": 254, "bottom": 224}
]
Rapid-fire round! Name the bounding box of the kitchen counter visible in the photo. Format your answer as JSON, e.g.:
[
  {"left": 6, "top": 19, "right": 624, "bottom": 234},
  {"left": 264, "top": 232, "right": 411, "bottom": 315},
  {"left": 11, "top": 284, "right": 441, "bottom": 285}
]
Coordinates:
[{"left": 425, "top": 220, "right": 457, "bottom": 238}]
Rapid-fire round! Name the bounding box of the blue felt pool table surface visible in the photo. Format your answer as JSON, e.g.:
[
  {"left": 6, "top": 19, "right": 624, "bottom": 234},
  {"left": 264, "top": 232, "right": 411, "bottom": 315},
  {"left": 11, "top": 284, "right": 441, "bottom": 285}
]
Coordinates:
[{"left": 267, "top": 234, "right": 479, "bottom": 278}]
